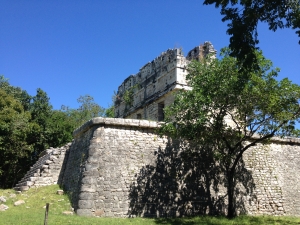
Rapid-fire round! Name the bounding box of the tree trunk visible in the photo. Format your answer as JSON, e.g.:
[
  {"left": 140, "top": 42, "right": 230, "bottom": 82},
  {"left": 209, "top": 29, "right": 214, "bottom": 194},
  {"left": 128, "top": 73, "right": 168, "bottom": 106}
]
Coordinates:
[{"left": 227, "top": 170, "right": 236, "bottom": 218}]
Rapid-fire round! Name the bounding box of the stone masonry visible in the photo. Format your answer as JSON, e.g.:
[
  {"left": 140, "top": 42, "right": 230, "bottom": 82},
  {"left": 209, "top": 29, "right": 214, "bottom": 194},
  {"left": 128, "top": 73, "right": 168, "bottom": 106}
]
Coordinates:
[
  {"left": 15, "top": 118, "right": 300, "bottom": 217},
  {"left": 60, "top": 118, "right": 164, "bottom": 217},
  {"left": 53, "top": 118, "right": 299, "bottom": 217},
  {"left": 14, "top": 143, "right": 70, "bottom": 191},
  {"left": 114, "top": 42, "right": 217, "bottom": 121}
]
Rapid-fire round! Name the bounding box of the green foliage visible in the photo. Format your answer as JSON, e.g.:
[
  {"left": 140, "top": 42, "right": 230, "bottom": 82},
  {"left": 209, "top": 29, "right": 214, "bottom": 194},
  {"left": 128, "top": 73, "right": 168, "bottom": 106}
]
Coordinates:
[
  {"left": 123, "top": 84, "right": 140, "bottom": 107},
  {"left": 123, "top": 89, "right": 134, "bottom": 107},
  {"left": 105, "top": 105, "right": 115, "bottom": 118},
  {"left": 203, "top": 0, "right": 300, "bottom": 69},
  {"left": 77, "top": 94, "right": 105, "bottom": 122},
  {"left": 0, "top": 81, "right": 60, "bottom": 188},
  {"left": 0, "top": 76, "right": 106, "bottom": 188},
  {"left": 0, "top": 89, "right": 33, "bottom": 188},
  {"left": 30, "top": 88, "right": 52, "bottom": 124},
  {"left": 61, "top": 94, "right": 105, "bottom": 129},
  {"left": 45, "top": 110, "right": 74, "bottom": 147},
  {"left": 0, "top": 75, "right": 31, "bottom": 110},
  {"left": 28, "top": 88, "right": 53, "bottom": 161},
  {"left": 123, "top": 90, "right": 133, "bottom": 106},
  {"left": 160, "top": 49, "right": 300, "bottom": 217}
]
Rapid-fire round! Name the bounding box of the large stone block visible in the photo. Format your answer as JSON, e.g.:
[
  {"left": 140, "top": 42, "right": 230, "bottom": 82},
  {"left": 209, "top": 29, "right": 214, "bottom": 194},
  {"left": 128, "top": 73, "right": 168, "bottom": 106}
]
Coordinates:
[
  {"left": 76, "top": 209, "right": 93, "bottom": 216},
  {"left": 79, "top": 192, "right": 96, "bottom": 200},
  {"left": 78, "top": 200, "right": 95, "bottom": 209}
]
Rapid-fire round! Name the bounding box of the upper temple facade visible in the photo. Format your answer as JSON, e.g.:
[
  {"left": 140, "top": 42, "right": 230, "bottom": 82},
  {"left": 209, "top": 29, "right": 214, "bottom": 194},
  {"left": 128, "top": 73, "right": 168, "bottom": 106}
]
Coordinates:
[{"left": 114, "top": 42, "right": 217, "bottom": 121}]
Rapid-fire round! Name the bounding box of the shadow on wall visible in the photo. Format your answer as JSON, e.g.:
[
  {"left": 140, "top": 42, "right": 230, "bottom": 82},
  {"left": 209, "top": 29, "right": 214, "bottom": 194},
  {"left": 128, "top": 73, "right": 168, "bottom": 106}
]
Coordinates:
[
  {"left": 57, "top": 146, "right": 70, "bottom": 187},
  {"left": 57, "top": 127, "right": 96, "bottom": 212},
  {"left": 128, "top": 138, "right": 256, "bottom": 217}
]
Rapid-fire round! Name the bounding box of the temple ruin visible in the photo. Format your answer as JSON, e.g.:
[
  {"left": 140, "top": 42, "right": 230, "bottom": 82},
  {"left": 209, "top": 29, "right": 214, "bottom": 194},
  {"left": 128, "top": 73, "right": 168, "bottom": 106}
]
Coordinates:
[{"left": 114, "top": 42, "right": 217, "bottom": 121}]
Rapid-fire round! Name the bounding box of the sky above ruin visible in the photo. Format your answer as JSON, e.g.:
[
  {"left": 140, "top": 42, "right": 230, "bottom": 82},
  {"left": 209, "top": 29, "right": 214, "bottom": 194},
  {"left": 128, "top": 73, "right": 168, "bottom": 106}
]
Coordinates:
[{"left": 1, "top": 1, "right": 300, "bottom": 110}]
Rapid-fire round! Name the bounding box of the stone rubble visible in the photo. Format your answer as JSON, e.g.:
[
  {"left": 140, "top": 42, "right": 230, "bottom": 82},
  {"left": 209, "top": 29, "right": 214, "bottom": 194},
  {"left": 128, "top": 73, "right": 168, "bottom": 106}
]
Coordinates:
[
  {"left": 62, "top": 211, "right": 74, "bottom": 215},
  {"left": 0, "top": 204, "right": 9, "bottom": 211},
  {"left": 9, "top": 194, "right": 16, "bottom": 198},
  {"left": 57, "top": 190, "right": 64, "bottom": 195},
  {"left": 0, "top": 196, "right": 6, "bottom": 203},
  {"left": 14, "top": 200, "right": 25, "bottom": 206}
]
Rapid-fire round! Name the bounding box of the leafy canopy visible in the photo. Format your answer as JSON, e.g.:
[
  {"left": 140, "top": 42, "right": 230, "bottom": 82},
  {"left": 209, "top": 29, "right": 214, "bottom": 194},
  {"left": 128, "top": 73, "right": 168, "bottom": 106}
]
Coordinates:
[
  {"left": 0, "top": 76, "right": 108, "bottom": 188},
  {"left": 61, "top": 94, "right": 106, "bottom": 129},
  {"left": 204, "top": 0, "right": 300, "bottom": 69},
  {"left": 0, "top": 89, "right": 33, "bottom": 187},
  {"left": 162, "top": 49, "right": 300, "bottom": 141}
]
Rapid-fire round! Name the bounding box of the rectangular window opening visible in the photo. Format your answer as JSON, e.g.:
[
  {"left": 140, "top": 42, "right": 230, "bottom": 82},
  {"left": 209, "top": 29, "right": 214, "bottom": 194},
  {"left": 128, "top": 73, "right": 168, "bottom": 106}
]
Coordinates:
[{"left": 158, "top": 102, "right": 165, "bottom": 121}]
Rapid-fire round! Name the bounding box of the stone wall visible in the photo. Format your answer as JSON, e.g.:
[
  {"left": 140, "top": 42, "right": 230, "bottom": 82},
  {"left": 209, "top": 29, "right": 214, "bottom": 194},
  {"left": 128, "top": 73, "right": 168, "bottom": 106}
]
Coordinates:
[
  {"left": 15, "top": 143, "right": 70, "bottom": 191},
  {"left": 58, "top": 118, "right": 300, "bottom": 217},
  {"left": 61, "top": 118, "right": 165, "bottom": 217},
  {"left": 243, "top": 140, "right": 300, "bottom": 215},
  {"left": 124, "top": 92, "right": 175, "bottom": 121},
  {"left": 114, "top": 42, "right": 217, "bottom": 121}
]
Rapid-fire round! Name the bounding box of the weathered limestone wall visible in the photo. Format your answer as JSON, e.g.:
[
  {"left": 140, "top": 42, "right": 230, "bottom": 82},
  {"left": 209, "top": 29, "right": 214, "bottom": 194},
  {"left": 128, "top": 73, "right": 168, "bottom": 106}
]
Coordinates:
[
  {"left": 124, "top": 92, "right": 175, "bottom": 121},
  {"left": 114, "top": 42, "right": 217, "bottom": 121},
  {"left": 60, "top": 122, "right": 95, "bottom": 211},
  {"left": 61, "top": 118, "right": 165, "bottom": 217},
  {"left": 243, "top": 140, "right": 300, "bottom": 216},
  {"left": 60, "top": 118, "right": 300, "bottom": 217},
  {"left": 114, "top": 48, "right": 187, "bottom": 120},
  {"left": 15, "top": 143, "right": 70, "bottom": 191}
]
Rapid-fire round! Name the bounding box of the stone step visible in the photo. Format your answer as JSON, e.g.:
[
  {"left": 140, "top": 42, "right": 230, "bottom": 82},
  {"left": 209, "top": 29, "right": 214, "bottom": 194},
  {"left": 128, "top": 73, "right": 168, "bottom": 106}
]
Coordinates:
[
  {"left": 16, "top": 181, "right": 34, "bottom": 187},
  {"left": 14, "top": 186, "right": 29, "bottom": 191},
  {"left": 19, "top": 177, "right": 38, "bottom": 183},
  {"left": 14, "top": 142, "right": 71, "bottom": 191},
  {"left": 22, "top": 173, "right": 40, "bottom": 179}
]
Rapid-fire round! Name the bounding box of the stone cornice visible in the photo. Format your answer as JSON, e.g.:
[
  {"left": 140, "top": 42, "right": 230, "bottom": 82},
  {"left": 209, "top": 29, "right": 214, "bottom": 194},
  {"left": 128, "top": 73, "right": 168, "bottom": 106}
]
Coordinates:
[
  {"left": 73, "top": 117, "right": 300, "bottom": 145},
  {"left": 73, "top": 117, "right": 159, "bottom": 137}
]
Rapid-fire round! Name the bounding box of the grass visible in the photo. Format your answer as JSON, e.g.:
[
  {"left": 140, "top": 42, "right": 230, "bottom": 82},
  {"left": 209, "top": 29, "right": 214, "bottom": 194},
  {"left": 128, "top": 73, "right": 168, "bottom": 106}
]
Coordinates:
[{"left": 0, "top": 185, "right": 299, "bottom": 225}]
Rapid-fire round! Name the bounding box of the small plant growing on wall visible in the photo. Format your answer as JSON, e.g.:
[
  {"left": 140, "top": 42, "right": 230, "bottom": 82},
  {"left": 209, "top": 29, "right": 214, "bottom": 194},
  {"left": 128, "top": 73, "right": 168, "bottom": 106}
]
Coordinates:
[
  {"left": 123, "top": 89, "right": 133, "bottom": 107},
  {"left": 123, "top": 84, "right": 140, "bottom": 108}
]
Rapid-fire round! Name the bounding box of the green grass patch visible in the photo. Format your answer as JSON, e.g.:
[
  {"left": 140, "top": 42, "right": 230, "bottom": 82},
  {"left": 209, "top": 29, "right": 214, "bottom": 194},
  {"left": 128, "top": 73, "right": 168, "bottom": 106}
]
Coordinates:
[{"left": 0, "top": 185, "right": 299, "bottom": 224}]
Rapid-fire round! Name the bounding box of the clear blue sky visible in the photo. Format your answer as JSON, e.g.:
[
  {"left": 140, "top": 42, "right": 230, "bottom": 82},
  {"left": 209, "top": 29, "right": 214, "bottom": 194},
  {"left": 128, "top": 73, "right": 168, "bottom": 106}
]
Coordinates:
[{"left": 1, "top": 1, "right": 299, "bottom": 110}]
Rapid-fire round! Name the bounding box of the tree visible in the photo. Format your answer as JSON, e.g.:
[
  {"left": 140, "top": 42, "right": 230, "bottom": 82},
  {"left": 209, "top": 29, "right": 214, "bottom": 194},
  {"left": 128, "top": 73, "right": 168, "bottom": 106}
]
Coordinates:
[
  {"left": 0, "top": 77, "right": 108, "bottom": 187},
  {"left": 61, "top": 95, "right": 105, "bottom": 129},
  {"left": 0, "top": 75, "right": 31, "bottom": 110},
  {"left": 28, "top": 88, "right": 53, "bottom": 161},
  {"left": 46, "top": 110, "right": 75, "bottom": 148},
  {"left": 204, "top": 0, "right": 300, "bottom": 69},
  {"left": 105, "top": 93, "right": 117, "bottom": 118},
  {"left": 75, "top": 95, "right": 105, "bottom": 127},
  {"left": 30, "top": 88, "right": 52, "bottom": 125},
  {"left": 0, "top": 89, "right": 33, "bottom": 188},
  {"left": 160, "top": 49, "right": 300, "bottom": 217},
  {"left": 105, "top": 105, "right": 115, "bottom": 118}
]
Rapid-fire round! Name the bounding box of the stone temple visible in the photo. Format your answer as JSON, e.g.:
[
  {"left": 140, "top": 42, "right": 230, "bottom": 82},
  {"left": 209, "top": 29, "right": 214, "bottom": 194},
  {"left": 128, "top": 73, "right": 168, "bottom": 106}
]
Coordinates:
[
  {"left": 15, "top": 42, "right": 300, "bottom": 218},
  {"left": 114, "top": 42, "right": 217, "bottom": 121}
]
